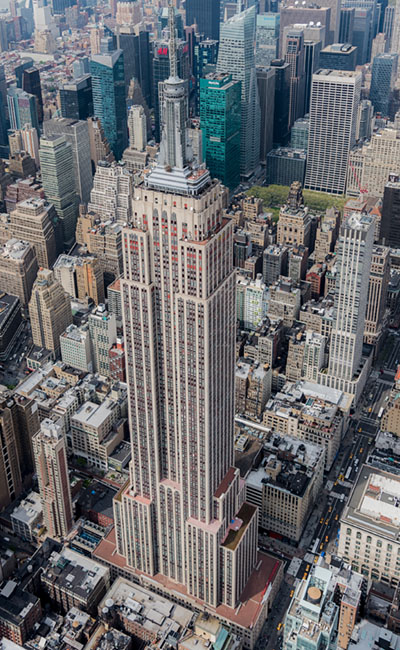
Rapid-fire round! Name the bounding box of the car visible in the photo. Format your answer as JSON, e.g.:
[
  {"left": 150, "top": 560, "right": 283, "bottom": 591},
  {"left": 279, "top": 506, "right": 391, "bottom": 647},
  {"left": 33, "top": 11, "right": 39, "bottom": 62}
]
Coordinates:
[
  {"left": 319, "top": 542, "right": 324, "bottom": 550},
  {"left": 320, "top": 517, "right": 324, "bottom": 524},
  {"left": 335, "top": 514, "right": 339, "bottom": 520},
  {"left": 328, "top": 506, "right": 332, "bottom": 512},
  {"left": 358, "top": 427, "right": 362, "bottom": 432},
  {"left": 359, "top": 448, "right": 363, "bottom": 454},
  {"left": 350, "top": 454, "right": 353, "bottom": 459},
  {"left": 290, "top": 589, "right": 294, "bottom": 597},
  {"left": 277, "top": 623, "right": 283, "bottom": 632}
]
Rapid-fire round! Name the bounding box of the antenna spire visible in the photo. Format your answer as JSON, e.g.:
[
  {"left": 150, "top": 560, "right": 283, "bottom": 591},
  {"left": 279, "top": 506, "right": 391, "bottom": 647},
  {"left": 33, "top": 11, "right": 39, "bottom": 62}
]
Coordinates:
[
  {"left": 168, "top": 1, "right": 177, "bottom": 79},
  {"left": 237, "top": 0, "right": 241, "bottom": 14}
]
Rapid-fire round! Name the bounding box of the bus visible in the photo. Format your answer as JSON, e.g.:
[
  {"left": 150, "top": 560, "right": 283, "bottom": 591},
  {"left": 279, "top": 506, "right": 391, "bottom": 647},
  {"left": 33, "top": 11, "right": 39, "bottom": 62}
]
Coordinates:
[{"left": 378, "top": 407, "right": 384, "bottom": 419}]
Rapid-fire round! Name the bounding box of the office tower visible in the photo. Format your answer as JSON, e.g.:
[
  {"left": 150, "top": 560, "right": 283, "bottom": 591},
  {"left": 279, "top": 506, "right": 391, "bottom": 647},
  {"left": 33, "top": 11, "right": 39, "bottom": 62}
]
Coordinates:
[
  {"left": 9, "top": 151, "right": 36, "bottom": 179},
  {"left": 40, "top": 135, "right": 79, "bottom": 249},
  {"left": 383, "top": 5, "right": 394, "bottom": 47},
  {"left": 7, "top": 87, "right": 39, "bottom": 131},
  {"left": 271, "top": 59, "right": 291, "bottom": 145},
  {"left": 217, "top": 6, "right": 261, "bottom": 179},
  {"left": 33, "top": 0, "right": 57, "bottom": 37},
  {"left": 186, "top": 0, "right": 220, "bottom": 40},
  {"left": 43, "top": 118, "right": 93, "bottom": 203},
  {"left": 87, "top": 117, "right": 115, "bottom": 171},
  {"left": 22, "top": 66, "right": 43, "bottom": 123},
  {"left": 152, "top": 37, "right": 189, "bottom": 141},
  {"left": 371, "top": 32, "right": 387, "bottom": 59},
  {"left": 73, "top": 56, "right": 90, "bottom": 78},
  {"left": 256, "top": 13, "right": 280, "bottom": 67},
  {"left": 75, "top": 212, "right": 123, "bottom": 286},
  {"left": 263, "top": 244, "right": 288, "bottom": 285},
  {"left": 88, "top": 304, "right": 117, "bottom": 376},
  {"left": 339, "top": 7, "right": 355, "bottom": 42},
  {"left": 328, "top": 213, "right": 374, "bottom": 381},
  {"left": 90, "top": 25, "right": 104, "bottom": 56},
  {"left": 20, "top": 124, "right": 40, "bottom": 166},
  {"left": 291, "top": 115, "right": 309, "bottom": 150},
  {"left": 319, "top": 43, "right": 358, "bottom": 70},
  {"left": 304, "top": 39, "right": 322, "bottom": 114},
  {"left": 347, "top": 127, "right": 400, "bottom": 196},
  {"left": 305, "top": 70, "right": 361, "bottom": 195},
  {"left": 15, "top": 57, "right": 33, "bottom": 88},
  {"left": 199, "top": 73, "right": 241, "bottom": 190},
  {"left": 59, "top": 74, "right": 93, "bottom": 121},
  {"left": 60, "top": 323, "right": 93, "bottom": 373},
  {"left": 390, "top": 0, "right": 400, "bottom": 54},
  {"left": 370, "top": 53, "right": 398, "bottom": 118},
  {"left": 90, "top": 49, "right": 127, "bottom": 161},
  {"left": 356, "top": 99, "right": 373, "bottom": 140},
  {"left": 88, "top": 160, "right": 133, "bottom": 223},
  {"left": 279, "top": 3, "right": 332, "bottom": 53},
  {"left": 114, "top": 26, "right": 152, "bottom": 108},
  {"left": 29, "top": 268, "right": 72, "bottom": 356},
  {"left": 127, "top": 104, "right": 146, "bottom": 151},
  {"left": 364, "top": 245, "right": 390, "bottom": 346},
  {"left": 54, "top": 254, "right": 105, "bottom": 305},
  {"left": 257, "top": 67, "right": 276, "bottom": 164},
  {"left": 114, "top": 5, "right": 263, "bottom": 619},
  {"left": 10, "top": 198, "right": 58, "bottom": 268},
  {"left": 0, "top": 239, "right": 38, "bottom": 309},
  {"left": 352, "top": 7, "right": 373, "bottom": 64},
  {"left": 0, "top": 397, "right": 23, "bottom": 510},
  {"left": 283, "top": 27, "right": 306, "bottom": 126},
  {"left": 381, "top": 175, "right": 400, "bottom": 248},
  {"left": 266, "top": 147, "right": 307, "bottom": 185},
  {"left": 115, "top": 0, "right": 141, "bottom": 27},
  {"left": 33, "top": 419, "right": 73, "bottom": 539}
]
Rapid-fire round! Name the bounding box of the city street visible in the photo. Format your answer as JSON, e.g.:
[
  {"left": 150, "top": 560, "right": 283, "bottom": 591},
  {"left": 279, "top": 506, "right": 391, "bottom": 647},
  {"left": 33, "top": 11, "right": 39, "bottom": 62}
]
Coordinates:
[{"left": 258, "top": 338, "right": 397, "bottom": 648}]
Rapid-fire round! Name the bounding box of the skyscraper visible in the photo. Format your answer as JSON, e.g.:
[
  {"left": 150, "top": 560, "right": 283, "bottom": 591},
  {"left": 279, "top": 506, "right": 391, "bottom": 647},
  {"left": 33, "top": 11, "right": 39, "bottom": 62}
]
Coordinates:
[
  {"left": 43, "top": 117, "right": 93, "bottom": 203},
  {"left": 90, "top": 49, "right": 127, "bottom": 160},
  {"left": 369, "top": 53, "right": 398, "bottom": 118},
  {"left": 33, "top": 418, "right": 73, "bottom": 539},
  {"left": 217, "top": 6, "right": 261, "bottom": 179},
  {"left": 339, "top": 7, "right": 355, "bottom": 42},
  {"left": 114, "top": 5, "right": 263, "bottom": 619},
  {"left": 39, "top": 135, "right": 79, "bottom": 248},
  {"left": 127, "top": 104, "right": 147, "bottom": 151},
  {"left": 186, "top": 0, "right": 220, "bottom": 40},
  {"left": 59, "top": 74, "right": 93, "bottom": 121},
  {"left": 9, "top": 198, "right": 59, "bottom": 269},
  {"left": 7, "top": 87, "right": 39, "bottom": 131},
  {"left": 114, "top": 25, "right": 152, "bottom": 108},
  {"left": 22, "top": 66, "right": 43, "bottom": 123},
  {"left": 328, "top": 213, "right": 374, "bottom": 381},
  {"left": 283, "top": 27, "right": 306, "bottom": 127},
  {"left": 257, "top": 66, "right": 276, "bottom": 164},
  {"left": 381, "top": 174, "right": 400, "bottom": 248},
  {"left": 271, "top": 58, "right": 291, "bottom": 146},
  {"left": 256, "top": 13, "right": 280, "bottom": 67},
  {"left": 305, "top": 69, "right": 361, "bottom": 194},
  {"left": 29, "top": 268, "right": 73, "bottom": 356},
  {"left": 200, "top": 73, "right": 241, "bottom": 190},
  {"left": 303, "top": 38, "right": 322, "bottom": 115}
]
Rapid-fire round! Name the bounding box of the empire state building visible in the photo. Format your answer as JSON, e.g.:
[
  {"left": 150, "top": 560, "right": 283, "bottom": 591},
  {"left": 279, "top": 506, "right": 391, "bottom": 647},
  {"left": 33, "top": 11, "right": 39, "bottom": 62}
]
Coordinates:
[{"left": 111, "top": 5, "right": 281, "bottom": 627}]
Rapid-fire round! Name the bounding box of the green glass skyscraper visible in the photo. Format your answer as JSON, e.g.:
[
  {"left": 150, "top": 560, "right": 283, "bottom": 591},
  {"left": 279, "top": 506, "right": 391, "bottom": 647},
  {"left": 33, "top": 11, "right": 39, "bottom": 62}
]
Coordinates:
[
  {"left": 90, "top": 49, "right": 127, "bottom": 160},
  {"left": 200, "top": 73, "right": 241, "bottom": 191}
]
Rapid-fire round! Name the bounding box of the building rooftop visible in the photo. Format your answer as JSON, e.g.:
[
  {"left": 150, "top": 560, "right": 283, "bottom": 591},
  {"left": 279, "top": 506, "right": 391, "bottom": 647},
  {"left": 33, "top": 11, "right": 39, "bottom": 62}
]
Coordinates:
[
  {"left": 72, "top": 399, "right": 115, "bottom": 429},
  {"left": 321, "top": 43, "right": 357, "bottom": 53},
  {"left": 42, "top": 548, "right": 109, "bottom": 599},
  {"left": 349, "top": 620, "right": 400, "bottom": 650},
  {"left": 0, "top": 580, "right": 40, "bottom": 628},
  {"left": 11, "top": 491, "right": 42, "bottom": 527},
  {"left": 221, "top": 502, "right": 256, "bottom": 551},
  {"left": 77, "top": 481, "right": 118, "bottom": 521},
  {"left": 0, "top": 294, "right": 19, "bottom": 327},
  {"left": 1, "top": 239, "right": 32, "bottom": 261},
  {"left": 342, "top": 465, "right": 400, "bottom": 542},
  {"left": 98, "top": 576, "right": 194, "bottom": 637}
]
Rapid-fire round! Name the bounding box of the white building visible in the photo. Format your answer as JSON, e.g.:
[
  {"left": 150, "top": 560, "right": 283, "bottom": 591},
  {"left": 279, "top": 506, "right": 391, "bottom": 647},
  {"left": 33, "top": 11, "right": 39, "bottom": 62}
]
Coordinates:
[
  {"left": 88, "top": 160, "right": 133, "bottom": 224},
  {"left": 11, "top": 491, "right": 43, "bottom": 541},
  {"left": 303, "top": 331, "right": 326, "bottom": 382},
  {"left": 305, "top": 69, "right": 361, "bottom": 195},
  {"left": 60, "top": 324, "right": 93, "bottom": 373},
  {"left": 327, "top": 213, "right": 374, "bottom": 382},
  {"left": 347, "top": 128, "right": 400, "bottom": 197},
  {"left": 237, "top": 274, "right": 268, "bottom": 330},
  {"left": 338, "top": 465, "right": 400, "bottom": 586},
  {"left": 128, "top": 104, "right": 147, "bottom": 151}
]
